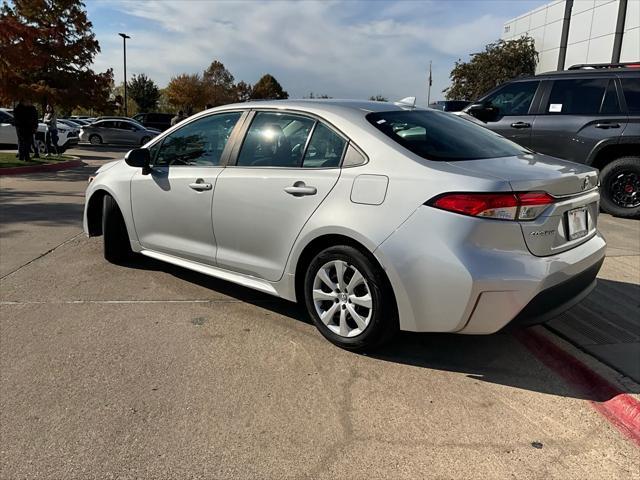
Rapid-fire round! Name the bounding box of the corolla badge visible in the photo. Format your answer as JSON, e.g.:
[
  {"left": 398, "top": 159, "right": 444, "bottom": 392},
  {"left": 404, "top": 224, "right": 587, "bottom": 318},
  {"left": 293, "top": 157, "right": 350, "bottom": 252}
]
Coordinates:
[{"left": 582, "top": 178, "right": 590, "bottom": 190}]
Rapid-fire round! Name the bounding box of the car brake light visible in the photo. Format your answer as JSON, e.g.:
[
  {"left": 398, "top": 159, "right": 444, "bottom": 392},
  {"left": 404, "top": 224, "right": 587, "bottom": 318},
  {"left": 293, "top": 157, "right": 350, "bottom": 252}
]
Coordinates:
[{"left": 427, "top": 192, "right": 554, "bottom": 221}]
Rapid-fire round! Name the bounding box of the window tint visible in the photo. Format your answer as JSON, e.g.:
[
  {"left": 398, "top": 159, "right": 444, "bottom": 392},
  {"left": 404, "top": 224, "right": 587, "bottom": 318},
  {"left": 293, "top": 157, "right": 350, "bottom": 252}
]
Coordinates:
[
  {"left": 98, "top": 121, "right": 114, "bottom": 128},
  {"left": 237, "top": 112, "right": 314, "bottom": 167},
  {"left": 155, "top": 112, "right": 242, "bottom": 167},
  {"left": 366, "top": 110, "right": 526, "bottom": 161},
  {"left": 621, "top": 78, "right": 640, "bottom": 114},
  {"left": 302, "top": 123, "right": 346, "bottom": 168},
  {"left": 117, "top": 121, "right": 137, "bottom": 131},
  {"left": 600, "top": 80, "right": 620, "bottom": 114},
  {"left": 485, "top": 81, "right": 539, "bottom": 116},
  {"left": 546, "top": 78, "right": 608, "bottom": 114}
]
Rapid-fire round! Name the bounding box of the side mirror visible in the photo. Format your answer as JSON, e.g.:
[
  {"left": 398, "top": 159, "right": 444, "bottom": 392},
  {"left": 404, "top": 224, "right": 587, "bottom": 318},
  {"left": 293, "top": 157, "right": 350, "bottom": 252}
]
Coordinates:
[
  {"left": 125, "top": 148, "right": 151, "bottom": 175},
  {"left": 466, "top": 102, "right": 498, "bottom": 122}
]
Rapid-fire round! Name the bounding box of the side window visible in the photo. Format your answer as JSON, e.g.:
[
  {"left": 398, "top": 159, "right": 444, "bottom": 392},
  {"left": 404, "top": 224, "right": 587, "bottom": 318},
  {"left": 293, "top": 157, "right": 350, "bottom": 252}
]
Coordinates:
[
  {"left": 236, "top": 112, "right": 314, "bottom": 167},
  {"left": 118, "top": 122, "right": 136, "bottom": 131},
  {"left": 600, "top": 80, "right": 620, "bottom": 114},
  {"left": 621, "top": 78, "right": 640, "bottom": 114},
  {"left": 301, "top": 123, "right": 347, "bottom": 168},
  {"left": 155, "top": 112, "right": 242, "bottom": 167},
  {"left": 546, "top": 78, "right": 608, "bottom": 115},
  {"left": 485, "top": 81, "right": 539, "bottom": 116},
  {"left": 98, "top": 121, "right": 113, "bottom": 129}
]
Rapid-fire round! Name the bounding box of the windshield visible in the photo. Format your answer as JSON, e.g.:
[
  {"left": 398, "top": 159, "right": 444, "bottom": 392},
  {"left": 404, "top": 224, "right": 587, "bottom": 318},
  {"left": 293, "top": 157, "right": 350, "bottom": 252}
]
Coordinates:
[{"left": 366, "top": 110, "right": 527, "bottom": 161}]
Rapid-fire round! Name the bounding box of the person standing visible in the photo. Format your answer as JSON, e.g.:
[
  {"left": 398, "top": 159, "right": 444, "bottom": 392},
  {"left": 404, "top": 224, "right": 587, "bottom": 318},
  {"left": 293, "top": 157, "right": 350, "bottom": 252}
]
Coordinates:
[
  {"left": 170, "top": 110, "right": 185, "bottom": 126},
  {"left": 43, "top": 104, "right": 59, "bottom": 156},
  {"left": 27, "top": 102, "right": 39, "bottom": 158},
  {"left": 12, "top": 99, "right": 31, "bottom": 161}
]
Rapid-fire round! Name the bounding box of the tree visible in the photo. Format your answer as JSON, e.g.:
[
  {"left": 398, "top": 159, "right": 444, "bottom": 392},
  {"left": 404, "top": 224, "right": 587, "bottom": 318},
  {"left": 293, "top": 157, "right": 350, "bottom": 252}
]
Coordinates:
[
  {"left": 128, "top": 73, "right": 160, "bottom": 112},
  {"left": 369, "top": 95, "right": 387, "bottom": 102},
  {"left": 234, "top": 80, "right": 252, "bottom": 102},
  {"left": 0, "top": 0, "right": 113, "bottom": 111},
  {"left": 165, "top": 73, "right": 207, "bottom": 113},
  {"left": 444, "top": 36, "right": 538, "bottom": 101},
  {"left": 203, "top": 60, "right": 236, "bottom": 106},
  {"left": 251, "top": 74, "right": 288, "bottom": 100},
  {"left": 305, "top": 92, "right": 332, "bottom": 99}
]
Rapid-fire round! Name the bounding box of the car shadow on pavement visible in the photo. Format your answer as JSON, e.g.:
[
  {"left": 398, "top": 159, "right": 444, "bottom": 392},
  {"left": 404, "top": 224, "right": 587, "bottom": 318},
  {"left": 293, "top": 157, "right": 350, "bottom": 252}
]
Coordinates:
[{"left": 122, "top": 255, "right": 638, "bottom": 402}]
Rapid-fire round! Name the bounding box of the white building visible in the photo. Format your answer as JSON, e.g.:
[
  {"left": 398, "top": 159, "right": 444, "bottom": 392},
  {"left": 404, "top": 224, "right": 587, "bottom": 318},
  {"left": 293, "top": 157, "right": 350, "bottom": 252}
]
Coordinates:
[{"left": 502, "top": 0, "right": 639, "bottom": 73}]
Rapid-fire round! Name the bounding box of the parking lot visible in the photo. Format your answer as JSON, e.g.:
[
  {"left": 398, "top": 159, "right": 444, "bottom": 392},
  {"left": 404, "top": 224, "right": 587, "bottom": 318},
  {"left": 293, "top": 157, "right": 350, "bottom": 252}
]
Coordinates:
[{"left": 1, "top": 146, "right": 639, "bottom": 479}]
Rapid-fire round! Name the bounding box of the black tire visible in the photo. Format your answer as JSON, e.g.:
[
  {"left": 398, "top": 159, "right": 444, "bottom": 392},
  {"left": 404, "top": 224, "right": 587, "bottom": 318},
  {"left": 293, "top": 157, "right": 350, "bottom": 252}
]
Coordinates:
[
  {"left": 303, "top": 245, "right": 398, "bottom": 351},
  {"left": 599, "top": 156, "right": 640, "bottom": 219},
  {"left": 140, "top": 136, "right": 151, "bottom": 146},
  {"left": 102, "top": 195, "right": 133, "bottom": 264},
  {"left": 89, "top": 134, "right": 102, "bottom": 145}
]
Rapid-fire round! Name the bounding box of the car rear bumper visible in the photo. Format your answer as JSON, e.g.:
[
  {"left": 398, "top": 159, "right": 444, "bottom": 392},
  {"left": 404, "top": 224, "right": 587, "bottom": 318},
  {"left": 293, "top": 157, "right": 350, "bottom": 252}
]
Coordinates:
[{"left": 374, "top": 206, "right": 607, "bottom": 334}]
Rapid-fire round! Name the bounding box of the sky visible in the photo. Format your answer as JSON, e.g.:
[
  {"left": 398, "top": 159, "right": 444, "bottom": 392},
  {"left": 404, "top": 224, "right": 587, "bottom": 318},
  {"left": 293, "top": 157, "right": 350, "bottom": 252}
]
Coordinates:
[{"left": 87, "top": 0, "right": 548, "bottom": 105}]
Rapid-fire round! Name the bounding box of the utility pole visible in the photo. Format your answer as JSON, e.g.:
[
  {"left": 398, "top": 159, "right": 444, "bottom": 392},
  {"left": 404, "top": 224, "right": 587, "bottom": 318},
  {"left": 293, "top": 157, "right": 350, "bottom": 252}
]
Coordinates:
[
  {"left": 118, "top": 33, "right": 131, "bottom": 116},
  {"left": 427, "top": 61, "right": 433, "bottom": 107}
]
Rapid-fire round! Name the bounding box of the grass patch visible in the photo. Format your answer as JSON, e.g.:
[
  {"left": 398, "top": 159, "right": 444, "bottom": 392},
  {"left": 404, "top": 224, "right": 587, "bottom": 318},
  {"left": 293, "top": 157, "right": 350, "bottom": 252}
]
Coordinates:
[{"left": 0, "top": 152, "right": 73, "bottom": 169}]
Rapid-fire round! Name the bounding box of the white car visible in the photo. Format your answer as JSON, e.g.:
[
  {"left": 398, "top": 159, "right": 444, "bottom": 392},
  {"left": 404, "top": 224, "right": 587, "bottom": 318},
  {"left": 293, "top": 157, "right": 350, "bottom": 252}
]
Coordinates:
[
  {"left": 84, "top": 100, "right": 605, "bottom": 351},
  {"left": 0, "top": 109, "right": 79, "bottom": 153}
]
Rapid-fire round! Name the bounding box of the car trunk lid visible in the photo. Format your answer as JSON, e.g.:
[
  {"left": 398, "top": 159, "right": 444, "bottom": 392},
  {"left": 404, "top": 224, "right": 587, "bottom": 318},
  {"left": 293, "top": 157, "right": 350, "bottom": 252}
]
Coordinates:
[{"left": 447, "top": 153, "right": 600, "bottom": 256}]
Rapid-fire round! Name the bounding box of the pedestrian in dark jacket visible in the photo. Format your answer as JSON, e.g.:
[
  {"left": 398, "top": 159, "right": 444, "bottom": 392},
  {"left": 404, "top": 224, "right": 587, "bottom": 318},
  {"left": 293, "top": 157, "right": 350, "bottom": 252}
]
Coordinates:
[
  {"left": 13, "top": 99, "right": 32, "bottom": 161},
  {"left": 27, "top": 103, "right": 39, "bottom": 158}
]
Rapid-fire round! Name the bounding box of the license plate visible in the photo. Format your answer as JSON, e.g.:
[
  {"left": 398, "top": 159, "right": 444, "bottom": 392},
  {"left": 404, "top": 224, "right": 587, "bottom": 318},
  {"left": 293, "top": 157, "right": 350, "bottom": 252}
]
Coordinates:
[{"left": 567, "top": 207, "right": 588, "bottom": 240}]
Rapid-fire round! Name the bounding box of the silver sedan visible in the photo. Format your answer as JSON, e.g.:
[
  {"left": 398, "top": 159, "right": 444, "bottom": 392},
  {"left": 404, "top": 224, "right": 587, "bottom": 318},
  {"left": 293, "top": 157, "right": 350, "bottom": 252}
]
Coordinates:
[
  {"left": 83, "top": 100, "right": 605, "bottom": 351},
  {"left": 80, "top": 119, "right": 160, "bottom": 146}
]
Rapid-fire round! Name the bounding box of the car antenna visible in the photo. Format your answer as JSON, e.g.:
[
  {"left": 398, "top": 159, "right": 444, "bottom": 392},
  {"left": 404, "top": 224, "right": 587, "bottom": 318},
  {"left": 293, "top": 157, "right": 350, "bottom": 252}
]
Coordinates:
[{"left": 394, "top": 96, "right": 416, "bottom": 108}]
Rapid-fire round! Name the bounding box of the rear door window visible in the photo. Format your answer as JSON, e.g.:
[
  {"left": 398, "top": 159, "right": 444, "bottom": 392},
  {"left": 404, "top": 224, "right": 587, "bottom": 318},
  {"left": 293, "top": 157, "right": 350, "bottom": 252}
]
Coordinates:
[
  {"left": 236, "top": 112, "right": 315, "bottom": 167},
  {"left": 600, "top": 79, "right": 621, "bottom": 114},
  {"left": 301, "top": 123, "right": 347, "bottom": 168},
  {"left": 621, "top": 78, "right": 640, "bottom": 114},
  {"left": 545, "top": 78, "right": 608, "bottom": 114}
]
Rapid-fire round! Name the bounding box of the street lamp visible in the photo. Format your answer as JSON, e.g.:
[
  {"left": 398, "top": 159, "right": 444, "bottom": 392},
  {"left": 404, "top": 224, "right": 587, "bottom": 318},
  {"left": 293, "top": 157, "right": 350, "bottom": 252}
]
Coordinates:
[{"left": 118, "top": 33, "right": 131, "bottom": 116}]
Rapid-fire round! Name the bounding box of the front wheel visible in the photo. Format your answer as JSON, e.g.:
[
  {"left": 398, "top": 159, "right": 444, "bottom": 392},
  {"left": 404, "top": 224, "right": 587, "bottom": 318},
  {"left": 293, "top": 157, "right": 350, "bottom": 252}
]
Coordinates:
[
  {"left": 303, "top": 245, "right": 398, "bottom": 351},
  {"left": 102, "top": 195, "right": 133, "bottom": 264},
  {"left": 599, "top": 156, "right": 640, "bottom": 219}
]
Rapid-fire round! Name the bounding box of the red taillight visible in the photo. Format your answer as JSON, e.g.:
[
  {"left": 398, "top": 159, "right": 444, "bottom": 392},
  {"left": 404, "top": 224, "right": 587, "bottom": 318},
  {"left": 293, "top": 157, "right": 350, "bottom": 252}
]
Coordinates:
[{"left": 428, "top": 192, "right": 554, "bottom": 221}]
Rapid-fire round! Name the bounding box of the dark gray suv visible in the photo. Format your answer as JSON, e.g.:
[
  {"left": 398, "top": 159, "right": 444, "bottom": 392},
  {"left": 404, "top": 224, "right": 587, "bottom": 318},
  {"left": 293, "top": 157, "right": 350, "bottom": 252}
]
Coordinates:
[{"left": 458, "top": 63, "right": 640, "bottom": 218}]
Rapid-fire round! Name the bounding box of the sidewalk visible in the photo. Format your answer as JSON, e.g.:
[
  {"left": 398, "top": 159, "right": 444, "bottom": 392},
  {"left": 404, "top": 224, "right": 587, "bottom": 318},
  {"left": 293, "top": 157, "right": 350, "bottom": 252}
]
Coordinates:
[{"left": 547, "top": 214, "right": 640, "bottom": 382}]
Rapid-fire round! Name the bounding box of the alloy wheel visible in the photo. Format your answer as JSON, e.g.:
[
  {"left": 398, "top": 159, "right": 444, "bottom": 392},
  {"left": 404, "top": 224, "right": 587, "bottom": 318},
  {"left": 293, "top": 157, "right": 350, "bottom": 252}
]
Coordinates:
[
  {"left": 312, "top": 260, "right": 373, "bottom": 338},
  {"left": 609, "top": 170, "right": 640, "bottom": 208}
]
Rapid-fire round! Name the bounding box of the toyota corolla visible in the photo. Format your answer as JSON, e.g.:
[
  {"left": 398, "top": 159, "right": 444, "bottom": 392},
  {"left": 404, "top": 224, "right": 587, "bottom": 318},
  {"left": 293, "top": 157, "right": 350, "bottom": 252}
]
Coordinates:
[{"left": 84, "top": 100, "right": 605, "bottom": 351}]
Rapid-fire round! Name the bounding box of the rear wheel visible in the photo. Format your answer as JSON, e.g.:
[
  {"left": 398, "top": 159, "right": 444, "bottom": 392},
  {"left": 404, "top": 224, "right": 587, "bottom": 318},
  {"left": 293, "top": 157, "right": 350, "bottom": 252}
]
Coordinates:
[
  {"left": 599, "top": 156, "right": 640, "bottom": 219},
  {"left": 303, "top": 245, "right": 398, "bottom": 351},
  {"left": 89, "top": 134, "right": 102, "bottom": 145},
  {"left": 102, "top": 195, "right": 133, "bottom": 264}
]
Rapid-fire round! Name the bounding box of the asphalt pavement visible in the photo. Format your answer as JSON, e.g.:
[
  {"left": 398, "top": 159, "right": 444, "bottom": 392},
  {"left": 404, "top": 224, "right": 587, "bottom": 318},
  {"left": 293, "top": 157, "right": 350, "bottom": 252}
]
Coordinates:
[{"left": 1, "top": 146, "right": 638, "bottom": 479}]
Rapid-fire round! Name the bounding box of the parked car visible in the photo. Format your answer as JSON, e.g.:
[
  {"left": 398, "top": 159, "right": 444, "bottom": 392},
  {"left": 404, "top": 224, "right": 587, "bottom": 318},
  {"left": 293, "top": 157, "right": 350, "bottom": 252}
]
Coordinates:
[
  {"left": 66, "top": 118, "right": 90, "bottom": 126},
  {"left": 92, "top": 116, "right": 144, "bottom": 126},
  {"left": 457, "top": 62, "right": 640, "bottom": 218},
  {"left": 80, "top": 119, "right": 160, "bottom": 145},
  {"left": 133, "top": 112, "right": 174, "bottom": 131},
  {"left": 0, "top": 109, "right": 79, "bottom": 153},
  {"left": 84, "top": 100, "right": 605, "bottom": 351},
  {"left": 429, "top": 100, "right": 470, "bottom": 112}
]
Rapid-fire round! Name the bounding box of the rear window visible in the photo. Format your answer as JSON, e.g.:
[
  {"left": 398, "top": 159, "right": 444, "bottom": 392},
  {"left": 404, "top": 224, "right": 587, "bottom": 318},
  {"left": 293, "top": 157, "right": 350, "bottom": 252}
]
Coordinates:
[
  {"left": 546, "top": 78, "right": 608, "bottom": 115},
  {"left": 366, "top": 110, "right": 526, "bottom": 161}
]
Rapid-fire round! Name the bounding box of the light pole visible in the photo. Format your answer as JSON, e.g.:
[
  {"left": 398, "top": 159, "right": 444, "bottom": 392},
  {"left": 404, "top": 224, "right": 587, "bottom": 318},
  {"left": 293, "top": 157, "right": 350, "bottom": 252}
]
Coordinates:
[{"left": 118, "top": 33, "right": 131, "bottom": 116}]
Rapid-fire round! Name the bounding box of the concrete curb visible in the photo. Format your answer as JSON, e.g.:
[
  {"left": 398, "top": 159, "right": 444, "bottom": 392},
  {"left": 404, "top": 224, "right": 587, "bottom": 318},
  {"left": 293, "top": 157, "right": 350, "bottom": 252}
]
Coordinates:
[
  {"left": 516, "top": 328, "right": 640, "bottom": 446},
  {"left": 0, "top": 158, "right": 83, "bottom": 176}
]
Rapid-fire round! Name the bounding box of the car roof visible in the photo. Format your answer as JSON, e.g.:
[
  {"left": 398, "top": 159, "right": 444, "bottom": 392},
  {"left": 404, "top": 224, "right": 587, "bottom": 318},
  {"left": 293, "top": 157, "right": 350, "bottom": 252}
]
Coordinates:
[{"left": 211, "top": 99, "right": 424, "bottom": 117}]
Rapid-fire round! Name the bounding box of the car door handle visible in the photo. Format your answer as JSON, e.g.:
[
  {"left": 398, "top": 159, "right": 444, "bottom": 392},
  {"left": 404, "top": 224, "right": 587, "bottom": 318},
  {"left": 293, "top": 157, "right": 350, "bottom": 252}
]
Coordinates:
[
  {"left": 510, "top": 122, "right": 531, "bottom": 129},
  {"left": 189, "top": 179, "right": 212, "bottom": 191},
  {"left": 284, "top": 181, "right": 317, "bottom": 197},
  {"left": 595, "top": 122, "right": 620, "bottom": 129}
]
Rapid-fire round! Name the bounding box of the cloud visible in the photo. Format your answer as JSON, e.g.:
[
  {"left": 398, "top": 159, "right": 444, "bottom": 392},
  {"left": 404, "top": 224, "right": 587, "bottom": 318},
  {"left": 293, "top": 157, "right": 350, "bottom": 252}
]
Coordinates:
[{"left": 91, "top": 0, "right": 519, "bottom": 104}]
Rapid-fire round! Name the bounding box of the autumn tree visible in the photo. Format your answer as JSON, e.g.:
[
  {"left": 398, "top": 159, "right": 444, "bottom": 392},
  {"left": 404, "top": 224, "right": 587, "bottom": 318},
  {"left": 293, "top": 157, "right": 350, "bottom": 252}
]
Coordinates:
[
  {"left": 165, "top": 73, "right": 207, "bottom": 113},
  {"left": 128, "top": 73, "right": 160, "bottom": 112},
  {"left": 0, "top": 0, "right": 113, "bottom": 111},
  {"left": 203, "top": 60, "right": 236, "bottom": 106},
  {"left": 234, "top": 81, "right": 252, "bottom": 102},
  {"left": 251, "top": 74, "right": 288, "bottom": 100},
  {"left": 445, "top": 36, "right": 538, "bottom": 101}
]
